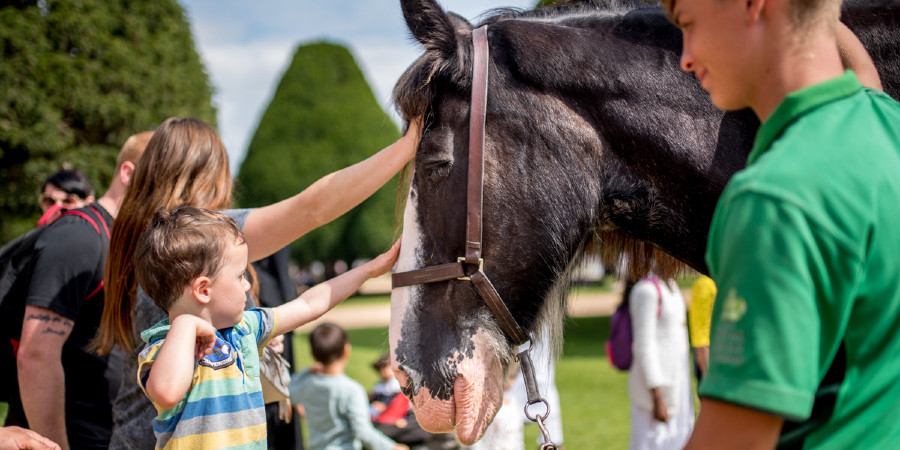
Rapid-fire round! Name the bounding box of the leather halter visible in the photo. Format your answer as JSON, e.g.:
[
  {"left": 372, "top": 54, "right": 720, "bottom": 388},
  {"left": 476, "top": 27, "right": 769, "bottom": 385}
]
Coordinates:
[{"left": 391, "top": 26, "right": 528, "bottom": 346}]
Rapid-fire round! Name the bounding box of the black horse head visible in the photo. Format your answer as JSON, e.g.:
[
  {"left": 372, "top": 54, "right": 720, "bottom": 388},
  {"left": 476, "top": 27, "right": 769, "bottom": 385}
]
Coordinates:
[{"left": 388, "top": 0, "right": 899, "bottom": 444}]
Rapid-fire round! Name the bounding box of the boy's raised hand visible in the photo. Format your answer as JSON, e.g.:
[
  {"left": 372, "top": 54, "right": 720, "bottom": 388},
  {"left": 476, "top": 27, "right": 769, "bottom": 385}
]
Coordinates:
[
  {"left": 365, "top": 237, "right": 402, "bottom": 278},
  {"left": 193, "top": 318, "right": 217, "bottom": 360}
]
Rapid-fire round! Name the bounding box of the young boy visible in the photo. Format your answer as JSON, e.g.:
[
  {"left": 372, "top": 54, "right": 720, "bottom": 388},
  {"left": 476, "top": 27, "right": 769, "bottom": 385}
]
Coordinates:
[
  {"left": 662, "top": 0, "right": 900, "bottom": 448},
  {"left": 289, "top": 323, "right": 406, "bottom": 450},
  {"left": 134, "top": 206, "right": 400, "bottom": 449}
]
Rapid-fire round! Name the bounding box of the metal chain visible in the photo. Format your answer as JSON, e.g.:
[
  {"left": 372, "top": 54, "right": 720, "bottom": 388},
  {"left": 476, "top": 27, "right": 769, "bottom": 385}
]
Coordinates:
[{"left": 516, "top": 342, "right": 558, "bottom": 450}]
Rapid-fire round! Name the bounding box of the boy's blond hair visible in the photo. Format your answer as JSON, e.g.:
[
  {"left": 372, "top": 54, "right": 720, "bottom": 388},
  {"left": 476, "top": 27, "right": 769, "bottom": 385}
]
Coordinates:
[{"left": 134, "top": 205, "right": 244, "bottom": 312}]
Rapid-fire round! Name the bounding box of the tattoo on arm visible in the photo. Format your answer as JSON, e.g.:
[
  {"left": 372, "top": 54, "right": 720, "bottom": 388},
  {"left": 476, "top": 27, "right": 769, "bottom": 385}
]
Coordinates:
[{"left": 25, "top": 313, "right": 73, "bottom": 336}]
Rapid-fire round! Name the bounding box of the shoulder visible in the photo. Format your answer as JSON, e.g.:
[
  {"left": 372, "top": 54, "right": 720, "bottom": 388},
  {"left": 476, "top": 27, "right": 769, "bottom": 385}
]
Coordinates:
[{"left": 222, "top": 208, "right": 254, "bottom": 230}]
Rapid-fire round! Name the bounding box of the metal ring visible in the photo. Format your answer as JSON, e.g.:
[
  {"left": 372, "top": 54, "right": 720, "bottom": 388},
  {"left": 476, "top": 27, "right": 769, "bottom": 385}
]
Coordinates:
[{"left": 524, "top": 397, "right": 551, "bottom": 423}]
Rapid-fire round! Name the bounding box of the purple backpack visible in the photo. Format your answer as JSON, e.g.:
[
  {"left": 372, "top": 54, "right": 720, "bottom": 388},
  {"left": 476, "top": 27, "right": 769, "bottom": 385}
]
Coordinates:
[{"left": 605, "top": 277, "right": 662, "bottom": 371}]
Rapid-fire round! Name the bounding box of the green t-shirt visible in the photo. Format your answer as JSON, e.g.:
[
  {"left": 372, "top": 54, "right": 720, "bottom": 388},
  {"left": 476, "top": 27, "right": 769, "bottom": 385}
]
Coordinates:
[{"left": 702, "top": 71, "right": 900, "bottom": 448}]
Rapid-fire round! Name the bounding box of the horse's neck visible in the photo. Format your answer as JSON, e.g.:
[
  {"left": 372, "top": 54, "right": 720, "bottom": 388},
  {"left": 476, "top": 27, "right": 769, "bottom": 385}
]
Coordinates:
[{"left": 497, "top": 9, "right": 756, "bottom": 273}]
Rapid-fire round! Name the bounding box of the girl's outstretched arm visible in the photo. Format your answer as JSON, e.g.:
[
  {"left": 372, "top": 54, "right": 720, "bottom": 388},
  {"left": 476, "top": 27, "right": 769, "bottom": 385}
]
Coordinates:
[{"left": 243, "top": 118, "right": 421, "bottom": 262}]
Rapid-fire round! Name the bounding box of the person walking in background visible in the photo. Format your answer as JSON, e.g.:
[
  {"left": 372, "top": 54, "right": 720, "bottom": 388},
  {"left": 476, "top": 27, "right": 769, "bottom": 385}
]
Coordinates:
[
  {"left": 687, "top": 275, "right": 716, "bottom": 379},
  {"left": 92, "top": 116, "right": 421, "bottom": 448},
  {"left": 37, "top": 168, "right": 95, "bottom": 226},
  {"left": 289, "top": 323, "right": 407, "bottom": 450},
  {"left": 627, "top": 275, "right": 693, "bottom": 450},
  {"left": 133, "top": 206, "right": 401, "bottom": 448}
]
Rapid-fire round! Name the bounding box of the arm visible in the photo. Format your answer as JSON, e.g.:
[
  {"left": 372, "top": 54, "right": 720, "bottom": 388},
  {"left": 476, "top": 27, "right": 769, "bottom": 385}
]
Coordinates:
[
  {"left": 144, "top": 315, "right": 216, "bottom": 410},
  {"left": 629, "top": 282, "right": 669, "bottom": 422},
  {"left": 242, "top": 118, "right": 421, "bottom": 262},
  {"left": 344, "top": 383, "right": 398, "bottom": 450},
  {"left": 836, "top": 22, "right": 882, "bottom": 91},
  {"left": 17, "top": 306, "right": 73, "bottom": 450},
  {"left": 685, "top": 398, "right": 783, "bottom": 449},
  {"left": 273, "top": 239, "right": 400, "bottom": 335}
]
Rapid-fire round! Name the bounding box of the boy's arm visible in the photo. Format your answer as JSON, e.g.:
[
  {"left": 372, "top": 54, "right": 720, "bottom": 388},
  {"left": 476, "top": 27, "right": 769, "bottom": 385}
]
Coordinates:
[
  {"left": 242, "top": 118, "right": 421, "bottom": 262},
  {"left": 345, "top": 383, "right": 398, "bottom": 450},
  {"left": 144, "top": 315, "right": 217, "bottom": 410},
  {"left": 273, "top": 239, "right": 400, "bottom": 335}
]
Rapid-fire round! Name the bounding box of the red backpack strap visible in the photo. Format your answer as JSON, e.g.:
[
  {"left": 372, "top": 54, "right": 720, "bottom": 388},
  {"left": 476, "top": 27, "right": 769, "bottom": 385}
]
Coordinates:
[
  {"left": 87, "top": 205, "right": 110, "bottom": 237},
  {"left": 58, "top": 206, "right": 109, "bottom": 300}
]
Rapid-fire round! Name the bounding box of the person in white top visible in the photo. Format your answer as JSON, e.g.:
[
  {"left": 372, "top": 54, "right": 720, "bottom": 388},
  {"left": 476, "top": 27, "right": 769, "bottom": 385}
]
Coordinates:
[{"left": 628, "top": 275, "right": 694, "bottom": 450}]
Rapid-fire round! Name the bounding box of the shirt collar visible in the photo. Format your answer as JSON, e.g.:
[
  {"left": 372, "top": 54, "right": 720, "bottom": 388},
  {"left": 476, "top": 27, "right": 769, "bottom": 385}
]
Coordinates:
[{"left": 747, "top": 70, "right": 863, "bottom": 166}]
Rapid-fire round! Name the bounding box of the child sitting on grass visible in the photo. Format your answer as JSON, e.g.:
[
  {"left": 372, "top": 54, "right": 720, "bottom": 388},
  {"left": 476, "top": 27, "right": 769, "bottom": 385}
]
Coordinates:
[
  {"left": 134, "top": 206, "right": 400, "bottom": 449},
  {"left": 289, "top": 324, "right": 407, "bottom": 450}
]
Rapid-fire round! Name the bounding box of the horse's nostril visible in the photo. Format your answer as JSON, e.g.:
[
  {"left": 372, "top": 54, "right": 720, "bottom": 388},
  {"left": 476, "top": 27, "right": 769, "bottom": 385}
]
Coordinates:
[{"left": 393, "top": 366, "right": 413, "bottom": 398}]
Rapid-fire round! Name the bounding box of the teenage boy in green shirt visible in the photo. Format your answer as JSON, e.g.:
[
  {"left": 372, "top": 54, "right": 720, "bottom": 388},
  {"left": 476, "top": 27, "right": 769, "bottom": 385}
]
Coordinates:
[{"left": 661, "top": 0, "right": 900, "bottom": 448}]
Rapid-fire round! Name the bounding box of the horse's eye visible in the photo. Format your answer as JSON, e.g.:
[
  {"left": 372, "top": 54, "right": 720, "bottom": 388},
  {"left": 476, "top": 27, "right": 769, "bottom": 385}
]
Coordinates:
[{"left": 423, "top": 160, "right": 452, "bottom": 180}]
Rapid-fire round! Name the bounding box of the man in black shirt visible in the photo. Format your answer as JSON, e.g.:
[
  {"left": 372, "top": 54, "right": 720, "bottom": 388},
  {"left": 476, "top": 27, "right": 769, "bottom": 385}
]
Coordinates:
[{"left": 12, "top": 132, "right": 152, "bottom": 449}]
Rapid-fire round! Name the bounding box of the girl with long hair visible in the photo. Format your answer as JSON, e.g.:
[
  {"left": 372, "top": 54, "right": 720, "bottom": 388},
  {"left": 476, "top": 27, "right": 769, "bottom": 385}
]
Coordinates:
[{"left": 93, "top": 116, "right": 420, "bottom": 448}]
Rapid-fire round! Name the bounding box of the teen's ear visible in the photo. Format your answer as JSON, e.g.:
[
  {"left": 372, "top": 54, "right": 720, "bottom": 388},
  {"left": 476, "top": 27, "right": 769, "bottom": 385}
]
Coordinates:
[
  {"left": 343, "top": 343, "right": 352, "bottom": 358},
  {"left": 192, "top": 276, "right": 212, "bottom": 304},
  {"left": 119, "top": 161, "right": 136, "bottom": 186},
  {"left": 745, "top": 0, "right": 765, "bottom": 23}
]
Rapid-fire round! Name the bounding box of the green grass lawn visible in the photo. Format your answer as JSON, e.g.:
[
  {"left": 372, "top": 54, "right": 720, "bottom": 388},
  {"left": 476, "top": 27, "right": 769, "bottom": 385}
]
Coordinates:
[{"left": 292, "top": 316, "right": 632, "bottom": 449}]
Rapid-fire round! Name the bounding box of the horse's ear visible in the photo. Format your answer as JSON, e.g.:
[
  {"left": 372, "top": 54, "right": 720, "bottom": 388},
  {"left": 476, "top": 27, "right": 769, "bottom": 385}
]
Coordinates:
[
  {"left": 401, "top": 0, "right": 460, "bottom": 55},
  {"left": 447, "top": 12, "right": 474, "bottom": 34}
]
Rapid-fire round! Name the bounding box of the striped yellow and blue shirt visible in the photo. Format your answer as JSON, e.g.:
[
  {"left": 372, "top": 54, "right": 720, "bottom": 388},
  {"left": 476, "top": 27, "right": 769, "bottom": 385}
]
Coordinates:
[{"left": 138, "top": 308, "right": 278, "bottom": 449}]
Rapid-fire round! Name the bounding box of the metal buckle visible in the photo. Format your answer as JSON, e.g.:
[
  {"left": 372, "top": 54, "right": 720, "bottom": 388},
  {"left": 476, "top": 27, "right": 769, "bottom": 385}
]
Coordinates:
[{"left": 456, "top": 257, "right": 484, "bottom": 281}]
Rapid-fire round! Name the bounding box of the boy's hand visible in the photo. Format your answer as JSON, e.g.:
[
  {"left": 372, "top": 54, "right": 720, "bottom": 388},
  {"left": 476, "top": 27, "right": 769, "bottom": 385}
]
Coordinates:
[
  {"left": 192, "top": 318, "right": 217, "bottom": 360},
  {"left": 366, "top": 238, "right": 402, "bottom": 278}
]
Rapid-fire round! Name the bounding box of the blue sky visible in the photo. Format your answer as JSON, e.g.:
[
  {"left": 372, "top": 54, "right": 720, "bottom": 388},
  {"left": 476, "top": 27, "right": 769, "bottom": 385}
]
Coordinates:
[{"left": 177, "top": 0, "right": 535, "bottom": 171}]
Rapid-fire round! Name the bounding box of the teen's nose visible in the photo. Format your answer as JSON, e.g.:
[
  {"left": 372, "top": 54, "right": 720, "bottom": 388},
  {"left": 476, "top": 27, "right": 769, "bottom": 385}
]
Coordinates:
[{"left": 680, "top": 49, "right": 695, "bottom": 72}]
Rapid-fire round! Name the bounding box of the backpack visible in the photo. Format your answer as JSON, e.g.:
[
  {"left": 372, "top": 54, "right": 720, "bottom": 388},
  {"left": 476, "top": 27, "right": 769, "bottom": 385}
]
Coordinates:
[
  {"left": 0, "top": 205, "right": 109, "bottom": 401},
  {"left": 605, "top": 277, "right": 662, "bottom": 371}
]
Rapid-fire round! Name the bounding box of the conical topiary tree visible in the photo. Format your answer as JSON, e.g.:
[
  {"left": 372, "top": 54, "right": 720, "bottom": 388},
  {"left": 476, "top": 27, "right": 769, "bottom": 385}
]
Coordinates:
[{"left": 236, "top": 42, "right": 401, "bottom": 267}]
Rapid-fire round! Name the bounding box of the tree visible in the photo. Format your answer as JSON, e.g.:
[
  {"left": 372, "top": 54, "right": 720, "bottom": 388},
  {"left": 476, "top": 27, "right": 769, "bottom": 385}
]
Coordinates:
[
  {"left": 236, "top": 42, "right": 401, "bottom": 266},
  {"left": 0, "top": 0, "right": 216, "bottom": 243}
]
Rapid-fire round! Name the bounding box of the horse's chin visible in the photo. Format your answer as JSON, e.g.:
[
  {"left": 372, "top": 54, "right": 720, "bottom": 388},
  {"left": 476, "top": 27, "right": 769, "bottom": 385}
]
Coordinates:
[
  {"left": 404, "top": 375, "right": 503, "bottom": 445},
  {"left": 398, "top": 332, "right": 506, "bottom": 445}
]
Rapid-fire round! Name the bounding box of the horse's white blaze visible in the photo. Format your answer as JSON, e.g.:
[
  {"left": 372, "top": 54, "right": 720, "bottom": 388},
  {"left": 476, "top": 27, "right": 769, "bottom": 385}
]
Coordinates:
[{"left": 389, "top": 182, "right": 421, "bottom": 370}]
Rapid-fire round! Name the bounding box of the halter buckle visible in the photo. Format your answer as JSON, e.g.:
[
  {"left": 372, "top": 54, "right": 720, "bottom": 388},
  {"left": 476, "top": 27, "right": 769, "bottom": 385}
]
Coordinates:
[{"left": 456, "top": 257, "right": 484, "bottom": 281}]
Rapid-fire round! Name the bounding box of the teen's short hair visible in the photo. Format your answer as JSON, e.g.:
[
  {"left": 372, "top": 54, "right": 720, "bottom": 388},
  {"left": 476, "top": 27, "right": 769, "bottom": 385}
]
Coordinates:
[
  {"left": 134, "top": 205, "right": 244, "bottom": 312},
  {"left": 309, "top": 323, "right": 348, "bottom": 365},
  {"left": 660, "top": 0, "right": 840, "bottom": 31}
]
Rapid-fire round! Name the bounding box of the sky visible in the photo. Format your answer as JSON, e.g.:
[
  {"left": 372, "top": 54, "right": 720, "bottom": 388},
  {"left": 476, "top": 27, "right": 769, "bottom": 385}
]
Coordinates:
[{"left": 178, "top": 0, "right": 535, "bottom": 171}]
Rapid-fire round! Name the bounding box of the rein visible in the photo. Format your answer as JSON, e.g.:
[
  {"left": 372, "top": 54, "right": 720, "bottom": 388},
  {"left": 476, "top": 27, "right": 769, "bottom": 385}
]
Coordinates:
[{"left": 391, "top": 25, "right": 558, "bottom": 450}]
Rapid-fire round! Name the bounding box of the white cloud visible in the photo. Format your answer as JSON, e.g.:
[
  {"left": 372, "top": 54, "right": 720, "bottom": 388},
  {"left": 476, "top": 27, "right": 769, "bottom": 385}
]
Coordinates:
[{"left": 178, "top": 0, "right": 535, "bottom": 170}]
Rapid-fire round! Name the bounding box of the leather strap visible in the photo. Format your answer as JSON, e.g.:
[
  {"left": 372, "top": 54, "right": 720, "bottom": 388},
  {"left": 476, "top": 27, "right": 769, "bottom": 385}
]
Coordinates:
[
  {"left": 391, "top": 25, "right": 527, "bottom": 346},
  {"left": 471, "top": 270, "right": 527, "bottom": 345},
  {"left": 465, "top": 26, "right": 489, "bottom": 265},
  {"left": 392, "top": 262, "right": 465, "bottom": 288}
]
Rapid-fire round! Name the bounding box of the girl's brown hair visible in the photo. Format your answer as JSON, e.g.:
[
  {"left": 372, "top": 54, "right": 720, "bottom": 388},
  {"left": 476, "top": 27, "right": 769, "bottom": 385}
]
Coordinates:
[{"left": 93, "top": 117, "right": 232, "bottom": 354}]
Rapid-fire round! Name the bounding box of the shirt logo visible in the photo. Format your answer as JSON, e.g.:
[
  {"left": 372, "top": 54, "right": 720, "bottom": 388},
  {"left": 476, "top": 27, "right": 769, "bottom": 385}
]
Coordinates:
[
  {"left": 721, "top": 288, "right": 747, "bottom": 322},
  {"left": 199, "top": 337, "right": 237, "bottom": 369}
]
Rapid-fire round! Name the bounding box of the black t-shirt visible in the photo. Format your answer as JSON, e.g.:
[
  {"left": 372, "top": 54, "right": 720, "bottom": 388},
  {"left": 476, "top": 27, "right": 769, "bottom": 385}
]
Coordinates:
[{"left": 21, "top": 203, "right": 121, "bottom": 448}]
